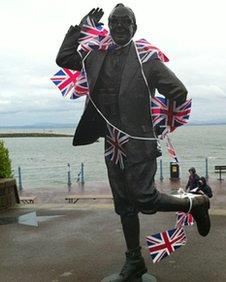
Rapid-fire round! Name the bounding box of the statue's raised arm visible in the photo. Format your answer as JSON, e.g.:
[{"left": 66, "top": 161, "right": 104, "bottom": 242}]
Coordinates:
[
  {"left": 79, "top": 8, "right": 104, "bottom": 27},
  {"left": 56, "top": 8, "right": 104, "bottom": 70}
]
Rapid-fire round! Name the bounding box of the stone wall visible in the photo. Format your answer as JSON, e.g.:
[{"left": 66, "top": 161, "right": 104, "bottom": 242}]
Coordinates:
[{"left": 0, "top": 179, "right": 20, "bottom": 210}]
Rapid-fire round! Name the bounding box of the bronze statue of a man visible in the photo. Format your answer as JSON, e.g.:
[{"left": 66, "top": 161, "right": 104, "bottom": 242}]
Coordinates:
[{"left": 56, "top": 4, "right": 210, "bottom": 281}]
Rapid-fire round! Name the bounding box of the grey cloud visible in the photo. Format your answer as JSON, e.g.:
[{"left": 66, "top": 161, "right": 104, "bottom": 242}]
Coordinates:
[{"left": 1, "top": 0, "right": 226, "bottom": 126}]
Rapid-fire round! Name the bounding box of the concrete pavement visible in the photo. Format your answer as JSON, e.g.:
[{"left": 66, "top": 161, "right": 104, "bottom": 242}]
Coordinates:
[{"left": 0, "top": 203, "right": 225, "bottom": 282}]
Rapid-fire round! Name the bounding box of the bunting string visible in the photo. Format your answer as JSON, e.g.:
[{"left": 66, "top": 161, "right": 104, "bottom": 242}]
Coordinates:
[{"left": 51, "top": 16, "right": 192, "bottom": 166}]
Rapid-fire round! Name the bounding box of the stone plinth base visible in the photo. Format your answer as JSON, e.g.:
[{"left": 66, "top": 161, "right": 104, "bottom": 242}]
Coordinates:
[
  {"left": 101, "top": 273, "right": 157, "bottom": 282},
  {"left": 0, "top": 179, "right": 19, "bottom": 210}
]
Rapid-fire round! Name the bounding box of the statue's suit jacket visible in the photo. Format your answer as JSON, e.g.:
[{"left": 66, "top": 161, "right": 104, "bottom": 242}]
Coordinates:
[{"left": 56, "top": 25, "right": 188, "bottom": 162}]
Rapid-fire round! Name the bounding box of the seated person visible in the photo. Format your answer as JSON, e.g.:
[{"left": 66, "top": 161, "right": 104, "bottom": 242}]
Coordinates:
[{"left": 197, "top": 177, "right": 213, "bottom": 198}]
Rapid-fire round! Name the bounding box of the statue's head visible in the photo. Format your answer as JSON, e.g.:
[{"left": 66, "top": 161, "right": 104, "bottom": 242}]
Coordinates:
[{"left": 108, "top": 3, "right": 137, "bottom": 46}]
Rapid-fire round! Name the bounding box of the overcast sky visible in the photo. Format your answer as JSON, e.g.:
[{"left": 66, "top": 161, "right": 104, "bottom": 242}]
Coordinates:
[{"left": 0, "top": 0, "right": 226, "bottom": 127}]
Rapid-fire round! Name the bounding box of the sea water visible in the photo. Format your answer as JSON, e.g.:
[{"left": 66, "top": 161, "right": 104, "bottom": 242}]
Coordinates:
[{"left": 1, "top": 125, "right": 226, "bottom": 189}]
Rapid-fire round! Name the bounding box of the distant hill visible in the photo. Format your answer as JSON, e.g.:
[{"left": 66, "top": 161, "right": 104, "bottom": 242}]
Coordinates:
[
  {"left": 189, "top": 121, "right": 226, "bottom": 126},
  {"left": 1, "top": 120, "right": 226, "bottom": 129},
  {"left": 0, "top": 123, "right": 76, "bottom": 129},
  {"left": 0, "top": 133, "right": 73, "bottom": 138}
]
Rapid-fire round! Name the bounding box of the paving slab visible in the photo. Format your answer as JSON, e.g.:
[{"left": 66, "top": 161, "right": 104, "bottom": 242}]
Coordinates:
[{"left": 0, "top": 205, "right": 225, "bottom": 282}]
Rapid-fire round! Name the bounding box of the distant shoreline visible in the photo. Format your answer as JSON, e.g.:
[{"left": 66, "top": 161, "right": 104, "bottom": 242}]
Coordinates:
[
  {"left": 0, "top": 133, "right": 73, "bottom": 138},
  {"left": 1, "top": 123, "right": 226, "bottom": 130}
]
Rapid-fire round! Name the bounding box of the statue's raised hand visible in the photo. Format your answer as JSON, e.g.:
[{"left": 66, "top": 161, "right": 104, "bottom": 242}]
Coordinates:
[{"left": 79, "top": 8, "right": 104, "bottom": 27}]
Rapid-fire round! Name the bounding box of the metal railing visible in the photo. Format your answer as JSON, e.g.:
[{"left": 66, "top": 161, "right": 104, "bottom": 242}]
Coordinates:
[
  {"left": 14, "top": 162, "right": 85, "bottom": 191},
  {"left": 13, "top": 157, "right": 226, "bottom": 190},
  {"left": 156, "top": 157, "right": 226, "bottom": 182}
]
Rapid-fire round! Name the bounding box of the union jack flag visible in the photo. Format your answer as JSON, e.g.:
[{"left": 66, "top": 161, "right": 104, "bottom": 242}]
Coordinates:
[
  {"left": 166, "top": 136, "right": 178, "bottom": 162},
  {"left": 151, "top": 96, "right": 192, "bottom": 132},
  {"left": 50, "top": 68, "right": 80, "bottom": 98},
  {"left": 51, "top": 67, "right": 89, "bottom": 99},
  {"left": 105, "top": 124, "right": 129, "bottom": 169},
  {"left": 74, "top": 68, "right": 89, "bottom": 96},
  {"left": 176, "top": 212, "right": 194, "bottom": 228},
  {"left": 146, "top": 227, "right": 187, "bottom": 263},
  {"left": 52, "top": 23, "right": 170, "bottom": 99},
  {"left": 79, "top": 16, "right": 108, "bottom": 52},
  {"left": 136, "top": 39, "right": 169, "bottom": 63}
]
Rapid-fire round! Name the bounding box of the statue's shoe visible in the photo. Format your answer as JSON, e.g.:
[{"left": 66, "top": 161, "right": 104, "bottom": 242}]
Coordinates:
[
  {"left": 113, "top": 247, "right": 147, "bottom": 282},
  {"left": 191, "top": 195, "right": 210, "bottom": 236}
]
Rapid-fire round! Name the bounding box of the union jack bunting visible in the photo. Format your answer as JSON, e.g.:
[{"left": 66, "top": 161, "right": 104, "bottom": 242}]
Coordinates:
[
  {"left": 52, "top": 21, "right": 169, "bottom": 99},
  {"left": 146, "top": 227, "right": 187, "bottom": 263},
  {"left": 78, "top": 18, "right": 169, "bottom": 61},
  {"left": 166, "top": 136, "right": 178, "bottom": 163},
  {"left": 74, "top": 68, "right": 89, "bottom": 96},
  {"left": 50, "top": 68, "right": 80, "bottom": 98},
  {"left": 51, "top": 67, "right": 89, "bottom": 100},
  {"left": 79, "top": 16, "right": 108, "bottom": 52},
  {"left": 136, "top": 39, "right": 169, "bottom": 63},
  {"left": 157, "top": 127, "right": 170, "bottom": 140},
  {"left": 173, "top": 99, "right": 192, "bottom": 130},
  {"left": 151, "top": 96, "right": 192, "bottom": 132},
  {"left": 176, "top": 212, "right": 194, "bottom": 228},
  {"left": 105, "top": 124, "right": 129, "bottom": 169},
  {"left": 151, "top": 96, "right": 169, "bottom": 128}
]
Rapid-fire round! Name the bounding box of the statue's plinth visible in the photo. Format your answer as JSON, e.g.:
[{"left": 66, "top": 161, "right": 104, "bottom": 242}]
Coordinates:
[{"left": 101, "top": 273, "right": 157, "bottom": 282}]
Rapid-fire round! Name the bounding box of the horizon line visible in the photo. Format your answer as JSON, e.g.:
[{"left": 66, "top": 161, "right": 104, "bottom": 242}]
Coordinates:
[{"left": 1, "top": 121, "right": 226, "bottom": 129}]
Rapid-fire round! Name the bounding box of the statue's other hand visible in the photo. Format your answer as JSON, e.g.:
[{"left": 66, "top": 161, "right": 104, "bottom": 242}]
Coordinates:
[{"left": 79, "top": 8, "right": 104, "bottom": 27}]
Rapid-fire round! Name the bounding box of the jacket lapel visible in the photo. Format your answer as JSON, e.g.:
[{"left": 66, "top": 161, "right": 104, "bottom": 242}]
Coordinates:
[
  {"left": 84, "top": 50, "right": 107, "bottom": 94},
  {"left": 119, "top": 42, "right": 141, "bottom": 96},
  {"left": 84, "top": 42, "right": 141, "bottom": 96}
]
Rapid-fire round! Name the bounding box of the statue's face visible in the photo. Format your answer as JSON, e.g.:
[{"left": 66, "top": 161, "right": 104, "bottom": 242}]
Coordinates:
[{"left": 108, "top": 7, "right": 136, "bottom": 46}]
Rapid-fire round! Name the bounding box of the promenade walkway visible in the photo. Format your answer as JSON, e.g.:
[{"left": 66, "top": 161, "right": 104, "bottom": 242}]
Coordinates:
[
  {"left": 17, "top": 178, "right": 226, "bottom": 211},
  {"left": 0, "top": 179, "right": 225, "bottom": 282}
]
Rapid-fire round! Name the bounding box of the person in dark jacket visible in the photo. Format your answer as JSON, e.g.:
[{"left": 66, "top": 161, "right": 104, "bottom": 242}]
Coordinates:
[
  {"left": 197, "top": 177, "right": 213, "bottom": 198},
  {"left": 56, "top": 4, "right": 211, "bottom": 281},
  {"left": 186, "top": 167, "right": 200, "bottom": 192}
]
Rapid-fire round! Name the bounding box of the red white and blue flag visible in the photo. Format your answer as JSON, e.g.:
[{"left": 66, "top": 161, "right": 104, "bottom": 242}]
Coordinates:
[
  {"left": 50, "top": 68, "right": 82, "bottom": 99},
  {"left": 176, "top": 212, "right": 194, "bottom": 228},
  {"left": 105, "top": 124, "right": 129, "bottom": 169},
  {"left": 74, "top": 68, "right": 89, "bottom": 96},
  {"left": 51, "top": 68, "right": 80, "bottom": 97},
  {"left": 52, "top": 18, "right": 169, "bottom": 100},
  {"left": 166, "top": 136, "right": 179, "bottom": 163},
  {"left": 79, "top": 16, "right": 108, "bottom": 52},
  {"left": 50, "top": 67, "right": 89, "bottom": 99},
  {"left": 151, "top": 96, "right": 192, "bottom": 132},
  {"left": 146, "top": 227, "right": 187, "bottom": 263},
  {"left": 136, "top": 39, "right": 169, "bottom": 63}
]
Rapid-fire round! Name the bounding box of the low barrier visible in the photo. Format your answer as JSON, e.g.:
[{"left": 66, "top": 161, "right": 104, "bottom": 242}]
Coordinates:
[
  {"left": 13, "top": 157, "right": 226, "bottom": 189},
  {"left": 15, "top": 163, "right": 85, "bottom": 191}
]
